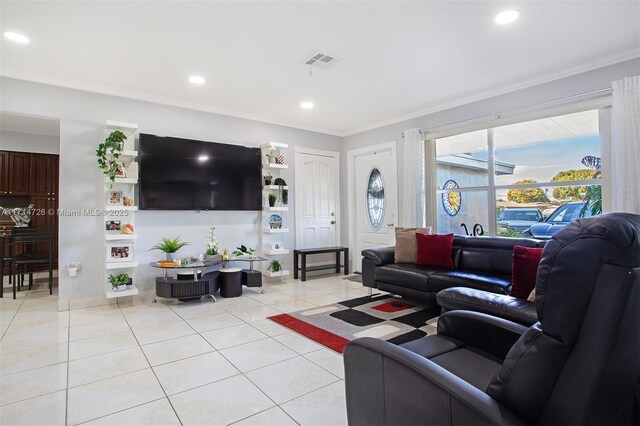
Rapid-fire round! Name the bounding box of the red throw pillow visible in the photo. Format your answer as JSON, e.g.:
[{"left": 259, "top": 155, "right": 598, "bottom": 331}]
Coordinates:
[
  {"left": 510, "top": 246, "right": 544, "bottom": 300},
  {"left": 415, "top": 233, "right": 454, "bottom": 269}
]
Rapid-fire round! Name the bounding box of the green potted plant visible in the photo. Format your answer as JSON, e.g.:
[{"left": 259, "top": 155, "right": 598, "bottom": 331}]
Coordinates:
[
  {"left": 231, "top": 245, "right": 256, "bottom": 257},
  {"left": 97, "top": 130, "right": 128, "bottom": 188},
  {"left": 267, "top": 259, "right": 282, "bottom": 273},
  {"left": 149, "top": 237, "right": 191, "bottom": 261},
  {"left": 263, "top": 173, "right": 273, "bottom": 186},
  {"left": 268, "top": 193, "right": 277, "bottom": 207},
  {"left": 109, "top": 272, "right": 132, "bottom": 292},
  {"left": 265, "top": 147, "right": 276, "bottom": 164}
]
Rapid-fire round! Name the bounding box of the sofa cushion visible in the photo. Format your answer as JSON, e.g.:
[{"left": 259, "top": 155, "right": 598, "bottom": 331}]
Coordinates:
[
  {"left": 437, "top": 287, "right": 538, "bottom": 326},
  {"left": 394, "top": 227, "right": 432, "bottom": 263},
  {"left": 510, "top": 246, "right": 544, "bottom": 299},
  {"left": 375, "top": 263, "right": 444, "bottom": 292},
  {"left": 415, "top": 233, "right": 455, "bottom": 269},
  {"left": 429, "top": 270, "right": 512, "bottom": 294}
]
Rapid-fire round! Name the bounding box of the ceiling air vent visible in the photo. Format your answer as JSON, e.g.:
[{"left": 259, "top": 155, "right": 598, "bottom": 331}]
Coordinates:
[{"left": 302, "top": 52, "right": 340, "bottom": 70}]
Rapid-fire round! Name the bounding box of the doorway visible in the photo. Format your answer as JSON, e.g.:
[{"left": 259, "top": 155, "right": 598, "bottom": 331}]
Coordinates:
[
  {"left": 294, "top": 148, "right": 340, "bottom": 257},
  {"left": 348, "top": 141, "right": 398, "bottom": 273}
]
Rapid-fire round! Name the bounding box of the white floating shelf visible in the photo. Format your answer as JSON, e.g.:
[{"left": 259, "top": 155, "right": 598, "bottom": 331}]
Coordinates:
[
  {"left": 106, "top": 120, "right": 138, "bottom": 133},
  {"left": 263, "top": 228, "right": 289, "bottom": 234},
  {"left": 106, "top": 261, "right": 139, "bottom": 270},
  {"left": 264, "top": 185, "right": 289, "bottom": 190},
  {"left": 120, "top": 150, "right": 138, "bottom": 158},
  {"left": 264, "top": 270, "right": 290, "bottom": 278},
  {"left": 108, "top": 177, "right": 138, "bottom": 185},
  {"left": 264, "top": 164, "right": 288, "bottom": 170},
  {"left": 106, "top": 205, "right": 138, "bottom": 211},
  {"left": 261, "top": 142, "right": 288, "bottom": 149},
  {"left": 105, "top": 284, "right": 139, "bottom": 299},
  {"left": 264, "top": 249, "right": 290, "bottom": 255},
  {"left": 264, "top": 207, "right": 289, "bottom": 212},
  {"left": 105, "top": 234, "right": 137, "bottom": 241}
]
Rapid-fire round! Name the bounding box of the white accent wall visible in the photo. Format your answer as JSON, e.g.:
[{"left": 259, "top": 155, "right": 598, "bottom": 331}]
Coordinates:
[
  {"left": 1, "top": 77, "right": 341, "bottom": 308},
  {"left": 0, "top": 130, "right": 59, "bottom": 154}
]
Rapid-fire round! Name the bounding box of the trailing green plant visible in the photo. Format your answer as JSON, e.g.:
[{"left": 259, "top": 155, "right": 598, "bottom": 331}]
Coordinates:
[
  {"left": 97, "top": 130, "right": 127, "bottom": 188},
  {"left": 231, "top": 245, "right": 256, "bottom": 257},
  {"left": 268, "top": 193, "right": 277, "bottom": 207},
  {"left": 149, "top": 237, "right": 191, "bottom": 253},
  {"left": 108, "top": 272, "right": 131, "bottom": 289},
  {"left": 267, "top": 259, "right": 282, "bottom": 272}
]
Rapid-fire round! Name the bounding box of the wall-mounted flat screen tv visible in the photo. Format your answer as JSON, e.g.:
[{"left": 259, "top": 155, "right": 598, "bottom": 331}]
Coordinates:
[{"left": 139, "top": 133, "right": 262, "bottom": 210}]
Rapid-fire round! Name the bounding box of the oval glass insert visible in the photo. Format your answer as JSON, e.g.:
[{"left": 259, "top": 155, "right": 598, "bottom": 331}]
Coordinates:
[{"left": 367, "top": 168, "right": 385, "bottom": 230}]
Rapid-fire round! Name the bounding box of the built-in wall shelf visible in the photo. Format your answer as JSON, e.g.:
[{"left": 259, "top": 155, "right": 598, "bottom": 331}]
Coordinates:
[
  {"left": 264, "top": 270, "right": 290, "bottom": 278},
  {"left": 264, "top": 207, "right": 289, "bottom": 212},
  {"left": 105, "top": 234, "right": 137, "bottom": 241},
  {"left": 106, "top": 205, "right": 138, "bottom": 212},
  {"left": 106, "top": 120, "right": 138, "bottom": 135},
  {"left": 109, "top": 177, "right": 138, "bottom": 185},
  {"left": 261, "top": 142, "right": 289, "bottom": 150},
  {"left": 106, "top": 261, "right": 139, "bottom": 270},
  {"left": 264, "top": 185, "right": 289, "bottom": 190},
  {"left": 264, "top": 249, "right": 290, "bottom": 255},
  {"left": 264, "top": 164, "right": 288, "bottom": 170},
  {"left": 105, "top": 284, "right": 139, "bottom": 299},
  {"left": 263, "top": 228, "right": 289, "bottom": 234},
  {"left": 120, "top": 150, "right": 138, "bottom": 158}
]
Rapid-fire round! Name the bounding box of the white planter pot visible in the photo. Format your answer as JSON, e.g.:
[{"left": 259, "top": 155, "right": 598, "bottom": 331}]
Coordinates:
[{"left": 166, "top": 252, "right": 176, "bottom": 261}]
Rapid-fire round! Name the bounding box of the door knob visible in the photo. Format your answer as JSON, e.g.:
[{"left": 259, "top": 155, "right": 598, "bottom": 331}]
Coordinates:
[
  {"left": 330, "top": 212, "right": 335, "bottom": 217},
  {"left": 331, "top": 220, "right": 336, "bottom": 225}
]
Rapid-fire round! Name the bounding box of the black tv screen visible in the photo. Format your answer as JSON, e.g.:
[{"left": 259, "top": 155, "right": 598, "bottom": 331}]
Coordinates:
[{"left": 139, "top": 134, "right": 262, "bottom": 210}]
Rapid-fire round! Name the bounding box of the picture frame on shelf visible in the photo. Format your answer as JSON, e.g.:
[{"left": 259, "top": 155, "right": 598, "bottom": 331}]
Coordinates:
[
  {"left": 105, "top": 220, "right": 121, "bottom": 234},
  {"left": 270, "top": 241, "right": 284, "bottom": 251},
  {"left": 107, "top": 243, "right": 133, "bottom": 262},
  {"left": 115, "top": 162, "right": 127, "bottom": 178},
  {"left": 108, "top": 190, "right": 123, "bottom": 206}
]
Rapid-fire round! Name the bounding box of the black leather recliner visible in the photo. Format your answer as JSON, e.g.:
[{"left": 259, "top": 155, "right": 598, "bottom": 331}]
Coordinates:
[{"left": 344, "top": 213, "right": 640, "bottom": 425}]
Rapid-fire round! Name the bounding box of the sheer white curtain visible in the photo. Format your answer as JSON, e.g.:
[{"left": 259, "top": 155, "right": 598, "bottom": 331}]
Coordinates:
[
  {"left": 611, "top": 76, "right": 640, "bottom": 213},
  {"left": 400, "top": 128, "right": 426, "bottom": 226},
  {"left": 424, "top": 138, "right": 438, "bottom": 229}
]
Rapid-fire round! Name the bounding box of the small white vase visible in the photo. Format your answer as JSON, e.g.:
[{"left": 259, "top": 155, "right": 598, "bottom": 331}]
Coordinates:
[{"left": 166, "top": 252, "right": 176, "bottom": 261}]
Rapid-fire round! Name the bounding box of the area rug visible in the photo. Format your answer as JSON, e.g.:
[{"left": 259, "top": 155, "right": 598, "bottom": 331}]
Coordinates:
[{"left": 268, "top": 294, "right": 440, "bottom": 353}]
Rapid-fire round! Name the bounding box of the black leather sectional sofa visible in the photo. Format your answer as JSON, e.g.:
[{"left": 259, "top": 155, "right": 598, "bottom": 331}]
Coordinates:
[{"left": 361, "top": 235, "right": 546, "bottom": 307}]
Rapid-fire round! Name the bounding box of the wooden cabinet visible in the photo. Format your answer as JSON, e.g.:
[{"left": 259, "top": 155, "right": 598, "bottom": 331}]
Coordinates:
[
  {"left": 0, "top": 151, "right": 9, "bottom": 195},
  {"left": 6, "top": 152, "right": 31, "bottom": 196}
]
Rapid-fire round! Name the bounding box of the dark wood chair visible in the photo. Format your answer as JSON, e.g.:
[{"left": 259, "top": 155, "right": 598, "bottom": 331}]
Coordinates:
[{"left": 10, "top": 228, "right": 54, "bottom": 299}]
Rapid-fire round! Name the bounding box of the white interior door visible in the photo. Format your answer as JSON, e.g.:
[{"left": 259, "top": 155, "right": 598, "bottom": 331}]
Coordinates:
[
  {"left": 354, "top": 148, "right": 398, "bottom": 272},
  {"left": 295, "top": 150, "right": 340, "bottom": 253}
]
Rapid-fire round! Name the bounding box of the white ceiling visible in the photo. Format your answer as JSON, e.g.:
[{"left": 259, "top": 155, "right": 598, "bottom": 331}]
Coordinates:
[{"left": 1, "top": 1, "right": 638, "bottom": 136}]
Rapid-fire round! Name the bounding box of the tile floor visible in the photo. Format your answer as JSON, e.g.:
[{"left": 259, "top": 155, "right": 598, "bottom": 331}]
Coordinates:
[{"left": 0, "top": 273, "right": 370, "bottom": 425}]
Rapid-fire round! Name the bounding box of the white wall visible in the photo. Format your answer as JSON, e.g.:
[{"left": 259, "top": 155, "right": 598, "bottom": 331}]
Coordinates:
[
  {"left": 1, "top": 77, "right": 341, "bottom": 308},
  {"left": 0, "top": 130, "right": 59, "bottom": 154},
  {"left": 340, "top": 58, "right": 640, "bottom": 245}
]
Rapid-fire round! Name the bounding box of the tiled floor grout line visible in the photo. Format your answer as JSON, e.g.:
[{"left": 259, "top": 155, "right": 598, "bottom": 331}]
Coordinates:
[
  {"left": 74, "top": 397, "right": 168, "bottom": 426},
  {"left": 120, "top": 302, "right": 186, "bottom": 426}
]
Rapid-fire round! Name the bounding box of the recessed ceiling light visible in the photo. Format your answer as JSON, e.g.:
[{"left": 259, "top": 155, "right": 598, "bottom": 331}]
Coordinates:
[
  {"left": 300, "top": 101, "right": 314, "bottom": 110},
  {"left": 495, "top": 10, "right": 519, "bottom": 25},
  {"left": 3, "top": 31, "right": 30, "bottom": 44},
  {"left": 197, "top": 155, "right": 209, "bottom": 162},
  {"left": 189, "top": 75, "right": 205, "bottom": 85}
]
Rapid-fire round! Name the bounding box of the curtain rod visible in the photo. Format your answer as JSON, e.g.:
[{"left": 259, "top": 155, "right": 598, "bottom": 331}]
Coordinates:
[{"left": 402, "top": 87, "right": 612, "bottom": 137}]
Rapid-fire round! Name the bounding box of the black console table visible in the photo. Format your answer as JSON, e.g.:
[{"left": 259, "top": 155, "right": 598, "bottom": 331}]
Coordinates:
[{"left": 293, "top": 246, "right": 349, "bottom": 282}]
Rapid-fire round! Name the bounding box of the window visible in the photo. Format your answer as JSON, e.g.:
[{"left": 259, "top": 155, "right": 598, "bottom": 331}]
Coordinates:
[
  {"left": 435, "top": 109, "right": 603, "bottom": 237},
  {"left": 367, "top": 168, "right": 385, "bottom": 230}
]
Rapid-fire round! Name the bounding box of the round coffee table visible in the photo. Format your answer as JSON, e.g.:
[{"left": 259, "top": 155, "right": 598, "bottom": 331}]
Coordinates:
[{"left": 150, "top": 260, "right": 219, "bottom": 302}]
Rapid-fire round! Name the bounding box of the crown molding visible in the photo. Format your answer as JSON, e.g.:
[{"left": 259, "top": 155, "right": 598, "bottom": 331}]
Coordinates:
[
  {"left": 0, "top": 71, "right": 345, "bottom": 137},
  {"left": 342, "top": 49, "right": 640, "bottom": 137}
]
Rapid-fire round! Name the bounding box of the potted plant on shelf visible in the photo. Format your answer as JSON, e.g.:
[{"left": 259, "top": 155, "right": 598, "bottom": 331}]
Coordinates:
[
  {"left": 263, "top": 173, "right": 273, "bottom": 186},
  {"left": 265, "top": 147, "right": 276, "bottom": 164},
  {"left": 150, "top": 237, "right": 191, "bottom": 261},
  {"left": 232, "top": 245, "right": 256, "bottom": 258},
  {"left": 274, "top": 178, "right": 287, "bottom": 206},
  {"left": 267, "top": 259, "right": 282, "bottom": 274},
  {"left": 268, "top": 193, "right": 277, "bottom": 207},
  {"left": 97, "top": 130, "right": 128, "bottom": 188},
  {"left": 109, "top": 272, "right": 132, "bottom": 292}
]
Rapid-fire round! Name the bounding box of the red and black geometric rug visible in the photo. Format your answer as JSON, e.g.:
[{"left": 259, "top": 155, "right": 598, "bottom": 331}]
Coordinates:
[{"left": 268, "top": 294, "right": 440, "bottom": 353}]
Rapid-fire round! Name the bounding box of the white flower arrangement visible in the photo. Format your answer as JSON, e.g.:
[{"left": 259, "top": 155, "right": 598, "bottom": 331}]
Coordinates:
[{"left": 206, "top": 227, "right": 219, "bottom": 255}]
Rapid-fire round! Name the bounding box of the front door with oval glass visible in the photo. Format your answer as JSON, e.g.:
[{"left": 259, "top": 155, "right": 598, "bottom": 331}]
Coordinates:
[{"left": 355, "top": 148, "right": 397, "bottom": 272}]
